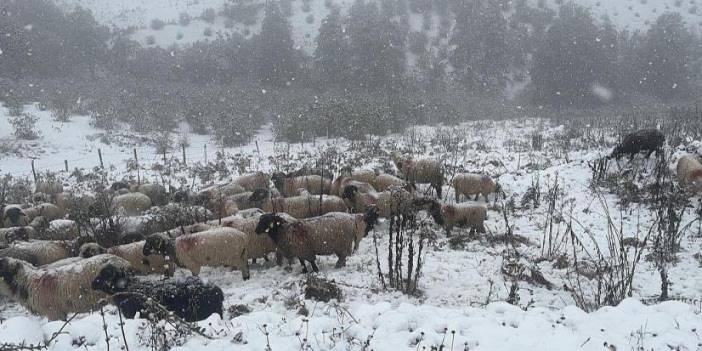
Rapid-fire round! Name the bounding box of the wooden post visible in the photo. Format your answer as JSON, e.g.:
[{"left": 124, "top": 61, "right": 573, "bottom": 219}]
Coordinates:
[
  {"left": 163, "top": 149, "right": 167, "bottom": 165},
  {"left": 255, "top": 141, "right": 260, "bottom": 154},
  {"left": 31, "top": 160, "right": 37, "bottom": 184},
  {"left": 98, "top": 149, "right": 104, "bottom": 169},
  {"left": 64, "top": 160, "right": 68, "bottom": 172},
  {"left": 204, "top": 144, "right": 207, "bottom": 163},
  {"left": 134, "top": 148, "right": 140, "bottom": 185},
  {"left": 182, "top": 144, "right": 187, "bottom": 166}
]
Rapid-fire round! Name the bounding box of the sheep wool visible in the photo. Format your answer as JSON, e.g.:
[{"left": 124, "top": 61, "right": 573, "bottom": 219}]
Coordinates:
[
  {"left": 80, "top": 241, "right": 174, "bottom": 276},
  {"left": 0, "top": 254, "right": 132, "bottom": 321},
  {"left": 677, "top": 155, "right": 702, "bottom": 190},
  {"left": 143, "top": 228, "right": 250, "bottom": 279},
  {"left": 373, "top": 174, "right": 407, "bottom": 192},
  {"left": 23, "top": 203, "right": 65, "bottom": 222},
  {"left": 136, "top": 183, "right": 168, "bottom": 206},
  {"left": 436, "top": 202, "right": 488, "bottom": 236},
  {"left": 231, "top": 172, "right": 270, "bottom": 192},
  {"left": 112, "top": 192, "right": 152, "bottom": 216},
  {"left": 275, "top": 175, "right": 332, "bottom": 197},
  {"left": 0, "top": 240, "right": 73, "bottom": 266},
  {"left": 0, "top": 227, "right": 35, "bottom": 245},
  {"left": 35, "top": 181, "right": 64, "bottom": 195},
  {"left": 262, "top": 194, "right": 348, "bottom": 219},
  {"left": 330, "top": 176, "right": 376, "bottom": 197},
  {"left": 452, "top": 173, "right": 496, "bottom": 202},
  {"left": 395, "top": 156, "right": 444, "bottom": 198},
  {"left": 221, "top": 214, "right": 278, "bottom": 263}
]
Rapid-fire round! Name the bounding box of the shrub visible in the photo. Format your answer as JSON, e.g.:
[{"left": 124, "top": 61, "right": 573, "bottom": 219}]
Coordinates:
[
  {"left": 145, "top": 35, "right": 156, "bottom": 45},
  {"left": 203, "top": 27, "right": 213, "bottom": 37},
  {"left": 150, "top": 18, "right": 166, "bottom": 30},
  {"left": 306, "top": 14, "right": 315, "bottom": 24},
  {"left": 10, "top": 113, "right": 40, "bottom": 140}
]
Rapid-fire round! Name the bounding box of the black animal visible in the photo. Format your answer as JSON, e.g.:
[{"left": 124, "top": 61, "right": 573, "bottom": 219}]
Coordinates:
[
  {"left": 609, "top": 129, "right": 665, "bottom": 160},
  {"left": 91, "top": 264, "right": 224, "bottom": 322},
  {"left": 3, "top": 207, "right": 27, "bottom": 228}
]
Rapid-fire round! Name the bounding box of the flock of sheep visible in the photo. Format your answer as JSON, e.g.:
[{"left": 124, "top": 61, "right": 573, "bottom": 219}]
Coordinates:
[{"left": 1, "top": 128, "right": 701, "bottom": 323}]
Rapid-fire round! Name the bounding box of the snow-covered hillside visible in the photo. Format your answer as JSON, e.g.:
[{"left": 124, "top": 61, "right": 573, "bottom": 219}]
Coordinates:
[{"left": 56, "top": 0, "right": 702, "bottom": 52}]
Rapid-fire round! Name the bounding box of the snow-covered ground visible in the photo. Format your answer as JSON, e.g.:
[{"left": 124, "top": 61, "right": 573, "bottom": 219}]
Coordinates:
[{"left": 1, "top": 104, "right": 701, "bottom": 350}]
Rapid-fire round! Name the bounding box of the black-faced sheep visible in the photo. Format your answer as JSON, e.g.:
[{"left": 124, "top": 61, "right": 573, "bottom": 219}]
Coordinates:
[
  {"left": 676, "top": 154, "right": 702, "bottom": 190},
  {"left": 255, "top": 211, "right": 378, "bottom": 273},
  {"left": 423, "top": 199, "right": 487, "bottom": 236},
  {"left": 452, "top": 173, "right": 496, "bottom": 202},
  {"left": 2, "top": 206, "right": 29, "bottom": 228},
  {"left": 0, "top": 227, "right": 35, "bottom": 245},
  {"left": 111, "top": 192, "right": 152, "bottom": 216},
  {"left": 91, "top": 264, "right": 223, "bottom": 322},
  {"left": 272, "top": 173, "right": 332, "bottom": 197},
  {"left": 143, "top": 227, "right": 250, "bottom": 280},
  {"left": 0, "top": 254, "right": 132, "bottom": 320},
  {"left": 391, "top": 154, "right": 444, "bottom": 197},
  {"left": 609, "top": 129, "right": 665, "bottom": 160},
  {"left": 79, "top": 241, "right": 175, "bottom": 276},
  {"left": 220, "top": 214, "right": 280, "bottom": 264}
]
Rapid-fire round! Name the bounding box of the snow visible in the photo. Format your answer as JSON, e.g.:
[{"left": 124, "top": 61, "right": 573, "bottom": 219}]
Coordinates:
[{"left": 2, "top": 105, "right": 702, "bottom": 349}]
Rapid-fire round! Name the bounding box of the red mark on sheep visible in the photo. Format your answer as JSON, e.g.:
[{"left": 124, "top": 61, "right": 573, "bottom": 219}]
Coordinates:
[{"left": 177, "top": 236, "right": 201, "bottom": 252}]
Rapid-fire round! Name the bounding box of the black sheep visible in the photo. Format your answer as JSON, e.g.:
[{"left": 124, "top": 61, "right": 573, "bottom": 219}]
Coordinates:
[
  {"left": 609, "top": 129, "right": 665, "bottom": 160},
  {"left": 91, "top": 264, "right": 224, "bottom": 322}
]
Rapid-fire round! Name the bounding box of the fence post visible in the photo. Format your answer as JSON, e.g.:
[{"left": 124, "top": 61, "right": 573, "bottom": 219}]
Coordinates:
[
  {"left": 134, "top": 148, "right": 140, "bottom": 185},
  {"left": 64, "top": 160, "right": 68, "bottom": 172},
  {"left": 204, "top": 144, "right": 207, "bottom": 163},
  {"left": 31, "top": 160, "right": 37, "bottom": 184},
  {"left": 98, "top": 149, "right": 104, "bottom": 169},
  {"left": 182, "top": 144, "right": 187, "bottom": 166}
]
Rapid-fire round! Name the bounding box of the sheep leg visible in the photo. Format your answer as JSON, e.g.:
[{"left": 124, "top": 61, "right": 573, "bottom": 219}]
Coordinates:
[
  {"left": 474, "top": 194, "right": 479, "bottom": 201},
  {"left": 309, "top": 259, "right": 319, "bottom": 272},
  {"left": 241, "top": 262, "right": 250, "bottom": 281},
  {"left": 455, "top": 191, "right": 460, "bottom": 203},
  {"left": 477, "top": 224, "right": 486, "bottom": 234},
  {"left": 435, "top": 185, "right": 442, "bottom": 198},
  {"left": 190, "top": 266, "right": 201, "bottom": 276},
  {"left": 299, "top": 258, "right": 308, "bottom": 273},
  {"left": 335, "top": 255, "right": 346, "bottom": 268},
  {"left": 251, "top": 258, "right": 257, "bottom": 265}
]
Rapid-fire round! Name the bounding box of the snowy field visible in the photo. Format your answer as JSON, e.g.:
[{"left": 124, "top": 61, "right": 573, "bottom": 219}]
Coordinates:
[{"left": 1, "top": 103, "right": 701, "bottom": 350}]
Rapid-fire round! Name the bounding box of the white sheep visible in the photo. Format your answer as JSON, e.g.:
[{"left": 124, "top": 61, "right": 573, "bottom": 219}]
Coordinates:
[
  {"left": 424, "top": 200, "right": 487, "bottom": 236},
  {"left": 452, "top": 173, "right": 496, "bottom": 202},
  {"left": 330, "top": 176, "right": 377, "bottom": 197},
  {"left": 111, "top": 192, "right": 152, "bottom": 216},
  {"left": 0, "top": 254, "right": 132, "bottom": 320},
  {"left": 23, "top": 203, "right": 65, "bottom": 222},
  {"left": 79, "top": 241, "right": 175, "bottom": 276},
  {"left": 677, "top": 155, "right": 702, "bottom": 190},
  {"left": 143, "top": 227, "right": 250, "bottom": 280},
  {"left": 272, "top": 174, "right": 332, "bottom": 197},
  {"left": 254, "top": 211, "right": 378, "bottom": 273},
  {"left": 0, "top": 240, "right": 84, "bottom": 266},
  {"left": 343, "top": 185, "right": 417, "bottom": 219},
  {"left": 231, "top": 172, "right": 270, "bottom": 192},
  {"left": 373, "top": 173, "right": 408, "bottom": 192},
  {"left": 260, "top": 191, "right": 348, "bottom": 219},
  {"left": 40, "top": 219, "right": 79, "bottom": 241},
  {"left": 220, "top": 214, "right": 281, "bottom": 264},
  {"left": 392, "top": 153, "right": 444, "bottom": 197}
]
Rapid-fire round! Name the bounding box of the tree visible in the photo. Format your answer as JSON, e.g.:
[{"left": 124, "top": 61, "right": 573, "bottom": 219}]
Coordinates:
[
  {"left": 638, "top": 13, "right": 697, "bottom": 101},
  {"left": 449, "top": 0, "right": 511, "bottom": 94},
  {"left": 531, "top": 4, "right": 616, "bottom": 107},
  {"left": 314, "top": 6, "right": 350, "bottom": 86},
  {"left": 346, "top": 0, "right": 406, "bottom": 91},
  {"left": 256, "top": 1, "right": 297, "bottom": 87}
]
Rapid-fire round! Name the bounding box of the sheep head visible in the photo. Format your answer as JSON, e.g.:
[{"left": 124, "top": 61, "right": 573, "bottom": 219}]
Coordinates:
[
  {"left": 255, "top": 213, "right": 287, "bottom": 236},
  {"left": 0, "top": 257, "right": 27, "bottom": 299},
  {"left": 143, "top": 234, "right": 174, "bottom": 257},
  {"left": 341, "top": 185, "right": 359, "bottom": 201},
  {"left": 91, "top": 263, "right": 132, "bottom": 294},
  {"left": 4, "top": 207, "right": 27, "bottom": 227},
  {"left": 79, "top": 243, "right": 107, "bottom": 259},
  {"left": 249, "top": 188, "right": 270, "bottom": 203},
  {"left": 271, "top": 172, "right": 287, "bottom": 192}
]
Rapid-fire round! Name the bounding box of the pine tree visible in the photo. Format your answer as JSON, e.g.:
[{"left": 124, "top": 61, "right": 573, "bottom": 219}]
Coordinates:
[
  {"left": 531, "top": 4, "right": 615, "bottom": 107},
  {"left": 314, "top": 6, "right": 349, "bottom": 87},
  {"left": 257, "top": 1, "right": 297, "bottom": 87},
  {"left": 638, "top": 13, "right": 697, "bottom": 101}
]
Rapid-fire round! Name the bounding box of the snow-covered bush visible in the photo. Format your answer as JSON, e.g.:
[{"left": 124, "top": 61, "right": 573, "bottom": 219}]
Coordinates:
[
  {"left": 178, "top": 12, "right": 191, "bottom": 26},
  {"left": 201, "top": 8, "right": 216, "bottom": 24},
  {"left": 9, "top": 113, "right": 40, "bottom": 140},
  {"left": 150, "top": 18, "right": 166, "bottom": 30}
]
